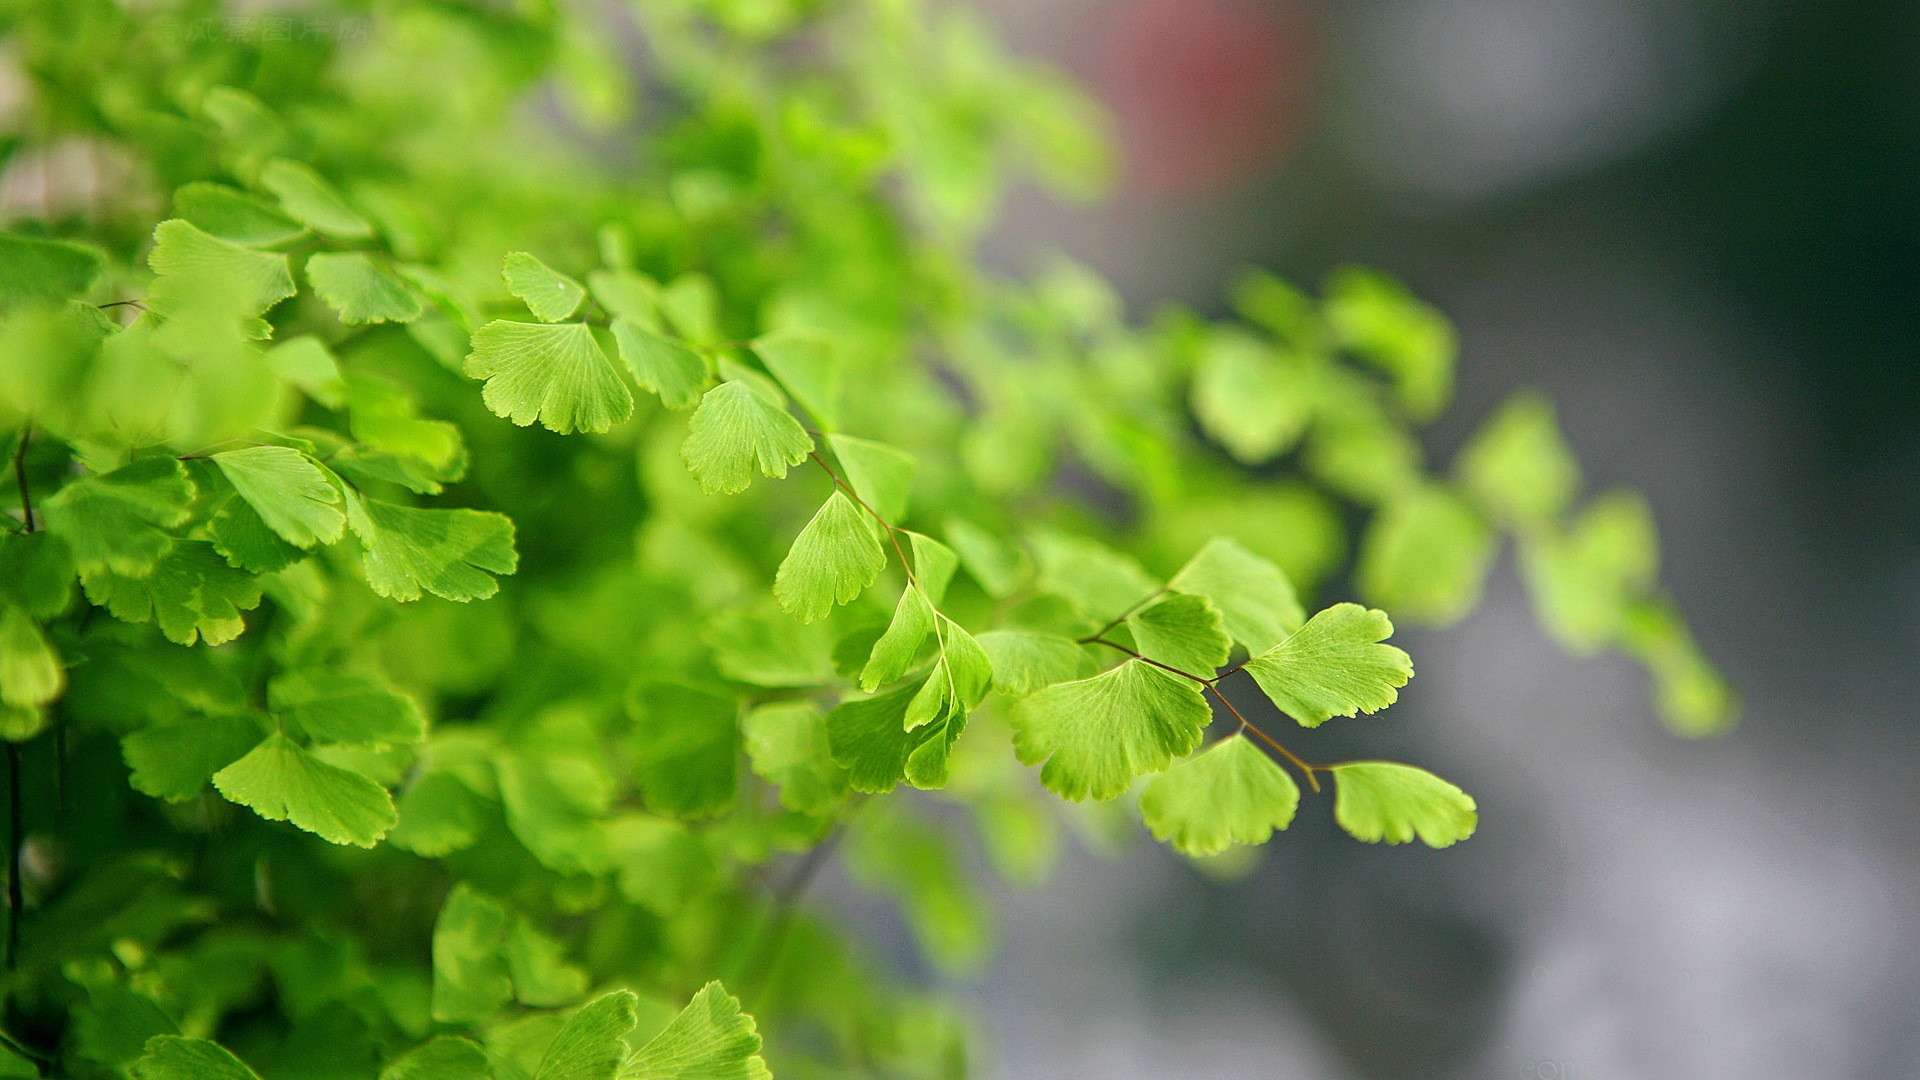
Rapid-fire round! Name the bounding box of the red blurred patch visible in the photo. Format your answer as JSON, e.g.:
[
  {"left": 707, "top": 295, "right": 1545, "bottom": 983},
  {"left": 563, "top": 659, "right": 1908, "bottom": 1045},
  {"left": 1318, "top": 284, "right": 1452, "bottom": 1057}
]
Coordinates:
[{"left": 1093, "top": 0, "right": 1313, "bottom": 196}]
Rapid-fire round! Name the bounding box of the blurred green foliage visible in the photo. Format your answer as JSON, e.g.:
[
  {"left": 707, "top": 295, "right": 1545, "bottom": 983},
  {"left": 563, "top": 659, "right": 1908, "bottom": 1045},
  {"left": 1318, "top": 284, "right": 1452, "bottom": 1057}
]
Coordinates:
[{"left": 0, "top": 0, "right": 1731, "bottom": 1075}]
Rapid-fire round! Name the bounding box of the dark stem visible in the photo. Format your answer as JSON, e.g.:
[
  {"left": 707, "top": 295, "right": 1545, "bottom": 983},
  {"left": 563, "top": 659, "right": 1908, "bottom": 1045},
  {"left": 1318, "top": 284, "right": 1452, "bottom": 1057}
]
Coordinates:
[
  {"left": 1080, "top": 636, "right": 1218, "bottom": 686},
  {"left": 738, "top": 818, "right": 851, "bottom": 1004},
  {"left": 1080, "top": 588, "right": 1167, "bottom": 645},
  {"left": 1205, "top": 684, "right": 1321, "bottom": 793}
]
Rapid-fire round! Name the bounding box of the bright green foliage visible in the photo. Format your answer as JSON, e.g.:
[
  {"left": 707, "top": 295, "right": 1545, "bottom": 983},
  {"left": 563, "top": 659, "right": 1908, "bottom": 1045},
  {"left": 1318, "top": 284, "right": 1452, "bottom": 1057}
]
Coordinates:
[
  {"left": 1010, "top": 660, "right": 1212, "bottom": 801},
  {"left": 213, "top": 446, "right": 345, "bottom": 548},
  {"left": 1329, "top": 761, "right": 1478, "bottom": 848},
  {"left": 1140, "top": 735, "right": 1301, "bottom": 856},
  {"left": 269, "top": 670, "right": 425, "bottom": 745},
  {"left": 1243, "top": 603, "right": 1413, "bottom": 727},
  {"left": 628, "top": 682, "right": 740, "bottom": 819},
  {"left": 146, "top": 219, "right": 295, "bottom": 320},
  {"left": 1522, "top": 492, "right": 1659, "bottom": 652},
  {"left": 504, "top": 252, "right": 590, "bottom": 323},
  {"left": 212, "top": 733, "right": 398, "bottom": 847},
  {"left": 131, "top": 1036, "right": 263, "bottom": 1080},
  {"left": 346, "top": 494, "right": 519, "bottom": 602},
  {"left": 1356, "top": 485, "right": 1496, "bottom": 624},
  {"left": 258, "top": 159, "right": 373, "bottom": 238},
  {"left": 533, "top": 990, "right": 638, "bottom": 1080},
  {"left": 627, "top": 982, "right": 772, "bottom": 1080},
  {"left": 174, "top": 183, "right": 304, "bottom": 247},
  {"left": 466, "top": 320, "right": 633, "bottom": 434},
  {"left": 682, "top": 380, "right": 814, "bottom": 494},
  {"left": 1126, "top": 591, "right": 1232, "bottom": 674},
  {"left": 774, "top": 490, "right": 886, "bottom": 622},
  {"left": 1191, "top": 331, "right": 1312, "bottom": 463},
  {"left": 828, "top": 434, "right": 916, "bottom": 521},
  {"left": 43, "top": 458, "right": 196, "bottom": 576},
  {"left": 743, "top": 702, "right": 849, "bottom": 813},
  {"left": 614, "top": 319, "right": 709, "bottom": 409},
  {"left": 1168, "top": 537, "right": 1305, "bottom": 652},
  {"left": 1457, "top": 392, "right": 1582, "bottom": 531},
  {"left": 305, "top": 252, "right": 425, "bottom": 325},
  {"left": 756, "top": 335, "right": 843, "bottom": 430},
  {"left": 80, "top": 540, "right": 263, "bottom": 645},
  {"left": 0, "top": 0, "right": 1731, "bottom": 1075},
  {"left": 0, "top": 233, "right": 105, "bottom": 311}
]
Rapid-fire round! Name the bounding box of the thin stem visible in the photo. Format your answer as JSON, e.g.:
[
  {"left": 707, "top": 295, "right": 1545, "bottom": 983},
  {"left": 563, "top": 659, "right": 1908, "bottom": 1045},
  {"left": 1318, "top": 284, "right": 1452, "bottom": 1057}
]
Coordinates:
[
  {"left": 738, "top": 808, "right": 858, "bottom": 1004},
  {"left": 96, "top": 298, "right": 148, "bottom": 311},
  {"left": 1080, "top": 636, "right": 1218, "bottom": 686},
  {"left": 809, "top": 450, "right": 919, "bottom": 590},
  {"left": 1080, "top": 587, "right": 1167, "bottom": 645},
  {"left": 1205, "top": 684, "right": 1321, "bottom": 793},
  {"left": 12, "top": 425, "right": 33, "bottom": 534}
]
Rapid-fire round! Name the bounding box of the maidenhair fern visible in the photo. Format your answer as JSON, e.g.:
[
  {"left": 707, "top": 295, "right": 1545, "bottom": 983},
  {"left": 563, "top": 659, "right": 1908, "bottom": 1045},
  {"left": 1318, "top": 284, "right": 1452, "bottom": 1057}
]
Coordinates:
[{"left": 0, "top": 0, "right": 1733, "bottom": 1076}]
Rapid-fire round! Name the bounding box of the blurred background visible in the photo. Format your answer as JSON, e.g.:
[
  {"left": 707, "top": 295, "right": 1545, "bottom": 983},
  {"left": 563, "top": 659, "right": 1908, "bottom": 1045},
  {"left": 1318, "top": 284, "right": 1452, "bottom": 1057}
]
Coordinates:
[{"left": 879, "top": 0, "right": 1919, "bottom": 1076}]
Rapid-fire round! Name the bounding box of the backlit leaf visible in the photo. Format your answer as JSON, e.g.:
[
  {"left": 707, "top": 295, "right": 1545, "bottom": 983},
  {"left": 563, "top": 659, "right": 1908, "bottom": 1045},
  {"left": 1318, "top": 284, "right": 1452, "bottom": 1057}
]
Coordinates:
[
  {"left": 1009, "top": 659, "right": 1211, "bottom": 801},
  {"left": 1329, "top": 761, "right": 1477, "bottom": 848},
  {"left": 1139, "top": 734, "right": 1299, "bottom": 856}
]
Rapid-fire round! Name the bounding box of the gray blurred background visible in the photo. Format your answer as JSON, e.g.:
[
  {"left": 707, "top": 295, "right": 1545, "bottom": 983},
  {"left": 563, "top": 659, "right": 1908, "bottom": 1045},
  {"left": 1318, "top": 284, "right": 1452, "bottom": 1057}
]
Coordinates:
[{"left": 933, "top": 1, "right": 1920, "bottom": 1076}]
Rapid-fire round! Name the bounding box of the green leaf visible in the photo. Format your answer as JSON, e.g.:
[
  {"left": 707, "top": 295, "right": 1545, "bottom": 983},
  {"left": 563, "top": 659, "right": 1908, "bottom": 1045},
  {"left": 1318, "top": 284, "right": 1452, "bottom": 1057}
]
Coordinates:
[
  {"left": 0, "top": 606, "right": 62, "bottom": 708},
  {"left": 827, "top": 433, "right": 915, "bottom": 521},
  {"left": 704, "top": 605, "right": 833, "bottom": 687},
  {"left": 1125, "top": 591, "right": 1231, "bottom": 674},
  {"left": 1456, "top": 391, "right": 1581, "bottom": 530},
  {"left": 625, "top": 982, "right": 771, "bottom": 1080},
  {"left": 213, "top": 446, "right": 345, "bottom": 548},
  {"left": 431, "top": 882, "right": 513, "bottom": 1025},
  {"left": 1621, "top": 597, "right": 1737, "bottom": 737},
  {"left": 496, "top": 751, "right": 613, "bottom": 874},
  {"left": 503, "top": 252, "right": 587, "bottom": 323},
  {"left": 1009, "top": 659, "right": 1211, "bottom": 801},
  {"left": 1521, "top": 492, "right": 1658, "bottom": 652},
  {"left": 1356, "top": 486, "right": 1495, "bottom": 625},
  {"left": 1168, "top": 536, "right": 1305, "bottom": 652},
  {"left": 509, "top": 917, "right": 589, "bottom": 1008},
  {"left": 533, "top": 990, "right": 637, "bottom": 1080},
  {"left": 0, "top": 532, "right": 75, "bottom": 619},
  {"left": 680, "top": 380, "right": 812, "bottom": 494},
  {"left": 860, "top": 585, "right": 934, "bottom": 691},
  {"left": 0, "top": 232, "right": 105, "bottom": 311},
  {"left": 130, "top": 1036, "right": 263, "bottom": 1080},
  {"left": 1328, "top": 761, "right": 1477, "bottom": 848},
  {"left": 380, "top": 1037, "right": 493, "bottom": 1080},
  {"left": 606, "top": 815, "right": 719, "bottom": 916},
  {"left": 43, "top": 457, "right": 196, "bottom": 577},
  {"left": 906, "top": 532, "right": 959, "bottom": 604},
  {"left": 173, "top": 182, "right": 304, "bottom": 247},
  {"left": 627, "top": 682, "right": 739, "bottom": 819},
  {"left": 345, "top": 493, "right": 519, "bottom": 603},
  {"left": 945, "top": 518, "right": 1028, "bottom": 599},
  {"left": 306, "top": 252, "right": 425, "bottom": 325},
  {"left": 389, "top": 770, "right": 485, "bottom": 857},
  {"left": 80, "top": 539, "right": 263, "bottom": 646},
  {"left": 212, "top": 732, "right": 398, "bottom": 847},
  {"left": 612, "top": 318, "right": 708, "bottom": 409},
  {"left": 1243, "top": 603, "right": 1412, "bottom": 727},
  {"left": 976, "top": 630, "right": 1097, "bottom": 696},
  {"left": 466, "top": 320, "right": 633, "bottom": 434},
  {"left": 207, "top": 494, "right": 302, "bottom": 573},
  {"left": 773, "top": 489, "right": 885, "bottom": 622},
  {"left": 826, "top": 682, "right": 950, "bottom": 793},
  {"left": 147, "top": 219, "right": 295, "bottom": 322},
  {"left": 1190, "top": 332, "right": 1311, "bottom": 464},
  {"left": 754, "top": 333, "right": 841, "bottom": 429},
  {"left": 264, "top": 335, "right": 347, "bottom": 407},
  {"left": 743, "top": 702, "right": 848, "bottom": 813},
  {"left": 122, "top": 713, "right": 264, "bottom": 802},
  {"left": 1139, "top": 735, "right": 1300, "bottom": 856},
  {"left": 270, "top": 670, "right": 426, "bottom": 746},
  {"left": 1030, "top": 532, "right": 1159, "bottom": 624},
  {"left": 1323, "top": 266, "right": 1456, "bottom": 421},
  {"left": 588, "top": 268, "right": 659, "bottom": 324},
  {"left": 259, "top": 158, "right": 374, "bottom": 239}
]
